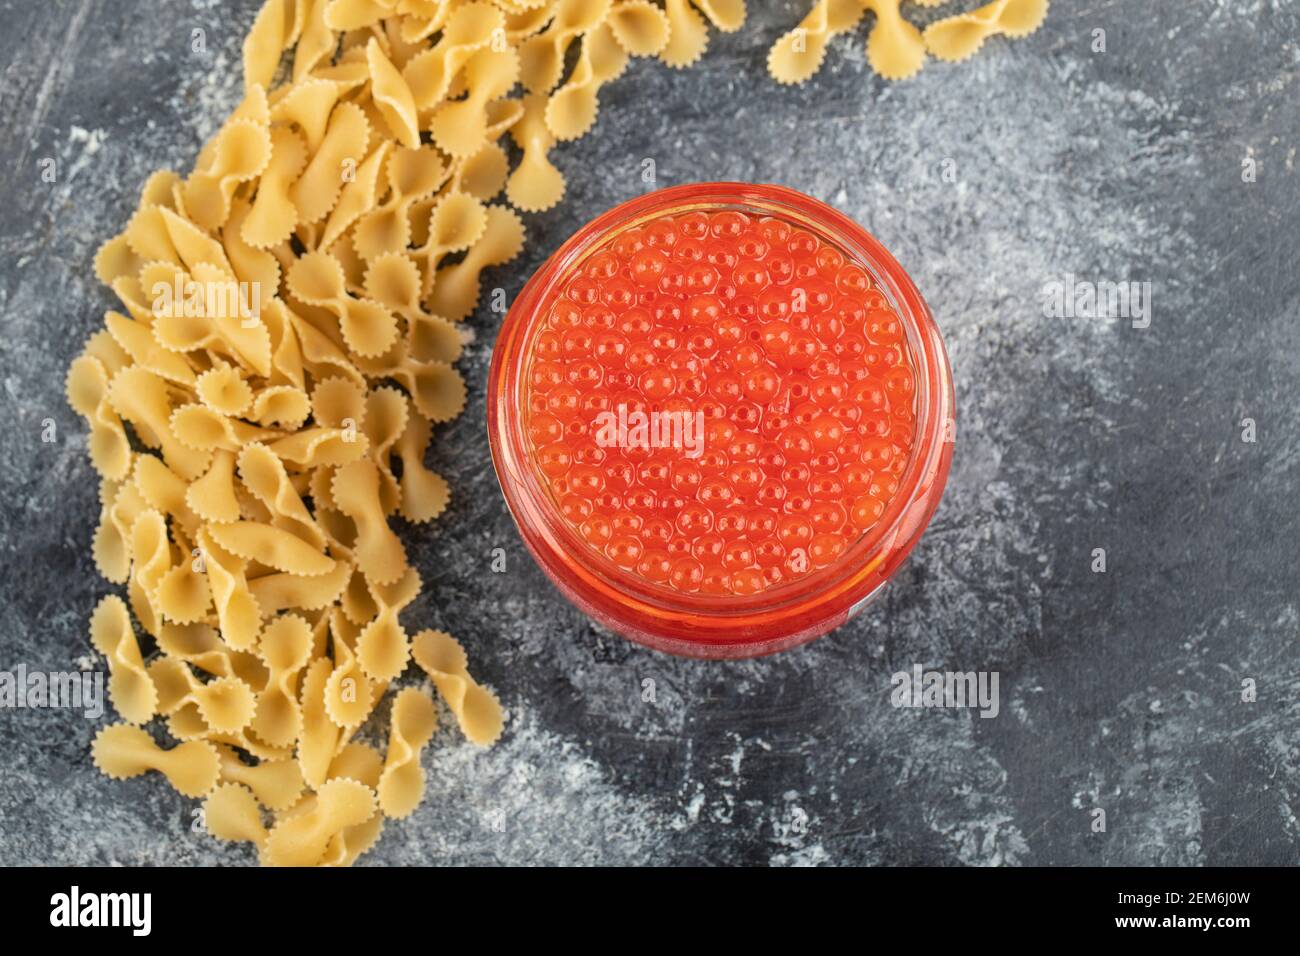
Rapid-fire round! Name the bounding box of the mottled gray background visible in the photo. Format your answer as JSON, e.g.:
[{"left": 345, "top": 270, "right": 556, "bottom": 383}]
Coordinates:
[{"left": 1, "top": 0, "right": 1297, "bottom": 866}]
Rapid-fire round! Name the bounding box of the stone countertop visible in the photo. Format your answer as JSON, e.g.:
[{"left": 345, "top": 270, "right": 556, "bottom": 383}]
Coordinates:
[{"left": 1, "top": 0, "right": 1297, "bottom": 866}]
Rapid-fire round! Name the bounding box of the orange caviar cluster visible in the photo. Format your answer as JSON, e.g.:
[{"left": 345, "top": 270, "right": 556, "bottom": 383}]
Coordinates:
[{"left": 523, "top": 210, "right": 916, "bottom": 596}]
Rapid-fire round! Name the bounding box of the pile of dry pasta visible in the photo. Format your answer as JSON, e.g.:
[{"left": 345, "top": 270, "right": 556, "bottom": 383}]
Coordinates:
[
  {"left": 64, "top": 0, "right": 749, "bottom": 867},
  {"left": 65, "top": 0, "right": 1048, "bottom": 866}
]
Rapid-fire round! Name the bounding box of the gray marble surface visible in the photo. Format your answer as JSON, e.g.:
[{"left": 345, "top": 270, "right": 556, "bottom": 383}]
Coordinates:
[{"left": 1, "top": 0, "right": 1297, "bottom": 866}]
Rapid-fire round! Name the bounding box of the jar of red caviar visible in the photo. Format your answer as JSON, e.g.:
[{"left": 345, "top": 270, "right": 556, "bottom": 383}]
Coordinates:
[{"left": 488, "top": 183, "right": 954, "bottom": 658}]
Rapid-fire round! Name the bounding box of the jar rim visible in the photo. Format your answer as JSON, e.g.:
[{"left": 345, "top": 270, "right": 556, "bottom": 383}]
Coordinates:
[{"left": 488, "top": 182, "right": 954, "bottom": 653}]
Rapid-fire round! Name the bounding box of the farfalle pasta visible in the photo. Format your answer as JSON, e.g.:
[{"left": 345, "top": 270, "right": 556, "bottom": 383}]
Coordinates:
[
  {"left": 265, "top": 777, "right": 378, "bottom": 866},
  {"left": 72, "top": 0, "right": 743, "bottom": 867},
  {"left": 91, "top": 724, "right": 221, "bottom": 799},
  {"left": 545, "top": 21, "right": 628, "bottom": 141},
  {"left": 923, "top": 0, "right": 1049, "bottom": 63},
  {"left": 89, "top": 595, "right": 157, "bottom": 725},
  {"left": 376, "top": 687, "right": 438, "bottom": 818},
  {"left": 770, "top": 0, "right": 1049, "bottom": 83},
  {"left": 412, "top": 629, "right": 505, "bottom": 746}
]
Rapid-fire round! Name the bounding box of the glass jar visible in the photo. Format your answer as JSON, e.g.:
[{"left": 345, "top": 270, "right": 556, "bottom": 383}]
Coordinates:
[{"left": 488, "top": 182, "right": 954, "bottom": 657}]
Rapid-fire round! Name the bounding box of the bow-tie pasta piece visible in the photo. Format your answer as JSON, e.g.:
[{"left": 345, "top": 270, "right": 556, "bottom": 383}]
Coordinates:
[
  {"left": 249, "top": 385, "right": 312, "bottom": 429},
  {"left": 661, "top": 0, "right": 711, "bottom": 68},
  {"left": 353, "top": 146, "right": 447, "bottom": 261},
  {"left": 217, "top": 746, "right": 306, "bottom": 811},
  {"left": 150, "top": 657, "right": 204, "bottom": 718},
  {"left": 65, "top": 354, "right": 133, "bottom": 481},
  {"left": 251, "top": 613, "right": 314, "bottom": 746},
  {"left": 297, "top": 657, "right": 341, "bottom": 788},
  {"left": 92, "top": 478, "right": 134, "bottom": 584},
  {"left": 183, "top": 119, "right": 273, "bottom": 232},
  {"left": 248, "top": 554, "right": 353, "bottom": 615},
  {"left": 365, "top": 37, "right": 422, "bottom": 148},
  {"left": 154, "top": 548, "right": 214, "bottom": 626},
  {"left": 80, "top": 327, "right": 133, "bottom": 379},
  {"left": 330, "top": 459, "right": 408, "bottom": 585},
  {"left": 93, "top": 231, "right": 143, "bottom": 287},
  {"left": 102, "top": 479, "right": 150, "bottom": 581},
  {"left": 327, "top": 738, "right": 382, "bottom": 785},
  {"left": 268, "top": 425, "right": 371, "bottom": 469},
  {"left": 324, "top": 0, "right": 392, "bottom": 32},
  {"left": 225, "top": 232, "right": 282, "bottom": 319},
  {"left": 363, "top": 386, "right": 409, "bottom": 513},
  {"left": 282, "top": 314, "right": 368, "bottom": 391},
  {"left": 237, "top": 442, "right": 327, "bottom": 550},
  {"left": 150, "top": 262, "right": 272, "bottom": 377},
  {"left": 376, "top": 687, "right": 437, "bottom": 818},
  {"left": 430, "top": 46, "right": 521, "bottom": 157},
  {"left": 924, "top": 0, "right": 1048, "bottom": 62},
  {"left": 265, "top": 777, "right": 377, "bottom": 866},
  {"left": 501, "top": 2, "right": 558, "bottom": 43},
  {"left": 102, "top": 311, "right": 197, "bottom": 389},
  {"left": 242, "top": 126, "right": 308, "bottom": 248},
  {"left": 412, "top": 629, "right": 504, "bottom": 746},
  {"left": 293, "top": 3, "right": 338, "bottom": 79},
  {"left": 606, "top": 0, "right": 671, "bottom": 56},
  {"left": 206, "top": 521, "right": 337, "bottom": 577},
  {"left": 768, "top": 0, "right": 866, "bottom": 84},
  {"left": 288, "top": 250, "right": 398, "bottom": 357},
  {"left": 545, "top": 22, "right": 629, "bottom": 141},
  {"left": 158, "top": 206, "right": 237, "bottom": 276},
  {"left": 506, "top": 92, "right": 565, "bottom": 212},
  {"left": 128, "top": 509, "right": 172, "bottom": 637},
  {"left": 108, "top": 367, "right": 210, "bottom": 481},
  {"left": 452, "top": 137, "right": 512, "bottom": 203},
  {"left": 187, "top": 450, "right": 242, "bottom": 523},
  {"left": 270, "top": 77, "right": 342, "bottom": 153},
  {"left": 156, "top": 621, "right": 246, "bottom": 679},
  {"left": 89, "top": 595, "right": 158, "bottom": 724},
  {"left": 323, "top": 609, "right": 385, "bottom": 729},
  {"left": 363, "top": 253, "right": 463, "bottom": 364},
  {"left": 695, "top": 0, "right": 746, "bottom": 31},
  {"left": 197, "top": 525, "right": 264, "bottom": 651},
  {"left": 92, "top": 723, "right": 221, "bottom": 798},
  {"left": 859, "top": 0, "right": 927, "bottom": 80},
  {"left": 415, "top": 190, "right": 489, "bottom": 297},
  {"left": 394, "top": 407, "right": 450, "bottom": 523},
  {"left": 311, "top": 374, "right": 368, "bottom": 431},
  {"left": 356, "top": 567, "right": 420, "bottom": 681},
  {"left": 519, "top": 0, "right": 611, "bottom": 94},
  {"left": 169, "top": 404, "right": 281, "bottom": 454},
  {"left": 194, "top": 675, "right": 261, "bottom": 736},
  {"left": 401, "top": 1, "right": 503, "bottom": 110},
  {"left": 290, "top": 101, "right": 371, "bottom": 225},
  {"left": 196, "top": 363, "right": 254, "bottom": 418},
  {"left": 132, "top": 455, "right": 200, "bottom": 536},
  {"left": 320, "top": 141, "right": 394, "bottom": 250},
  {"left": 340, "top": 564, "right": 379, "bottom": 624},
  {"left": 326, "top": 744, "right": 385, "bottom": 834},
  {"left": 385, "top": 349, "right": 467, "bottom": 424},
  {"left": 203, "top": 782, "right": 270, "bottom": 858},
  {"left": 243, "top": 0, "right": 294, "bottom": 89},
  {"left": 426, "top": 204, "right": 525, "bottom": 320}
]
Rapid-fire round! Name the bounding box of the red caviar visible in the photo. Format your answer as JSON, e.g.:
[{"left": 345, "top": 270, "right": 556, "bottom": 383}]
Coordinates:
[
  {"left": 489, "top": 184, "right": 953, "bottom": 658},
  {"left": 522, "top": 208, "right": 917, "bottom": 596}
]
